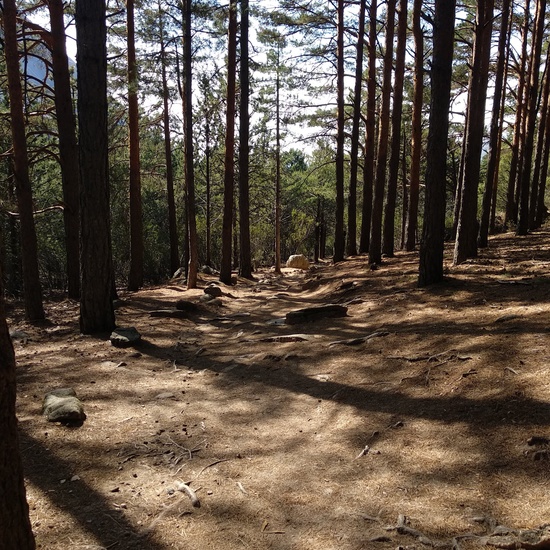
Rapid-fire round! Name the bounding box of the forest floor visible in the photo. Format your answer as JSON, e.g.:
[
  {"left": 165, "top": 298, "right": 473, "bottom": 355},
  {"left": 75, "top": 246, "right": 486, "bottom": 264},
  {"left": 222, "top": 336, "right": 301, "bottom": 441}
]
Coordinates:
[{"left": 9, "top": 227, "right": 550, "bottom": 550}]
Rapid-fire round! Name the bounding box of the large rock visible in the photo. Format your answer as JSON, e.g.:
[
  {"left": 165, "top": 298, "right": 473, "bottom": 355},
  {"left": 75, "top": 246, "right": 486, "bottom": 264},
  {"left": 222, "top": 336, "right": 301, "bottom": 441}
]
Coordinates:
[
  {"left": 204, "top": 285, "right": 223, "bottom": 298},
  {"left": 286, "top": 254, "right": 310, "bottom": 270},
  {"left": 110, "top": 327, "right": 141, "bottom": 347},
  {"left": 43, "top": 388, "right": 86, "bottom": 425},
  {"left": 285, "top": 304, "right": 348, "bottom": 325}
]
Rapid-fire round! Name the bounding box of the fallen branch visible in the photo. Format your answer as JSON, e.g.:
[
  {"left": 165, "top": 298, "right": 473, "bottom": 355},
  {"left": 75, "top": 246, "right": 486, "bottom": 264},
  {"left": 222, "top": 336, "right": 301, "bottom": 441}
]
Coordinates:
[
  {"left": 175, "top": 481, "right": 201, "bottom": 508},
  {"left": 188, "top": 458, "right": 231, "bottom": 484},
  {"left": 328, "top": 331, "right": 389, "bottom": 347}
]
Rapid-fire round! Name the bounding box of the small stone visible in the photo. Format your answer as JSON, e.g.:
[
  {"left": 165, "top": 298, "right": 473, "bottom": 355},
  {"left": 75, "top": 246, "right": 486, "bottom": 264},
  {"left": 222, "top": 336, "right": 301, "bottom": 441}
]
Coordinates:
[{"left": 154, "top": 392, "right": 176, "bottom": 400}]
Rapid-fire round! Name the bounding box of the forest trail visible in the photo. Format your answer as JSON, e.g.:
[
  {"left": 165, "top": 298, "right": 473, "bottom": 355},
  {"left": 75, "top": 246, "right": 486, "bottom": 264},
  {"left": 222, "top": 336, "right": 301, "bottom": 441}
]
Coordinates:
[{"left": 10, "top": 227, "right": 550, "bottom": 550}]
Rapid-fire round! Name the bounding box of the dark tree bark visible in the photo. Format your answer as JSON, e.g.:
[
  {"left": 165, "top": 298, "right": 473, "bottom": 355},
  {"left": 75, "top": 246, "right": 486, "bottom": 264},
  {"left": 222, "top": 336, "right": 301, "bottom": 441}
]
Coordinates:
[
  {"left": 530, "top": 41, "right": 550, "bottom": 229},
  {"left": 76, "top": 0, "right": 116, "bottom": 333},
  {"left": 535, "top": 70, "right": 550, "bottom": 227},
  {"left": 453, "top": 0, "right": 494, "bottom": 265},
  {"left": 333, "top": 0, "right": 345, "bottom": 263},
  {"left": 0, "top": 262, "right": 35, "bottom": 548},
  {"left": 127, "top": 0, "right": 144, "bottom": 291},
  {"left": 158, "top": 1, "right": 179, "bottom": 276},
  {"left": 220, "top": 0, "right": 238, "bottom": 285},
  {"left": 3, "top": 0, "right": 45, "bottom": 321},
  {"left": 382, "top": 0, "right": 407, "bottom": 257},
  {"left": 518, "top": 0, "right": 547, "bottom": 234},
  {"left": 359, "top": 0, "right": 377, "bottom": 254},
  {"left": 369, "top": 0, "right": 396, "bottom": 265},
  {"left": 505, "top": 0, "right": 530, "bottom": 226},
  {"left": 346, "top": 0, "right": 366, "bottom": 257},
  {"left": 479, "top": 0, "right": 511, "bottom": 246},
  {"left": 405, "top": 0, "right": 423, "bottom": 251},
  {"left": 239, "top": 0, "right": 253, "bottom": 279},
  {"left": 274, "top": 43, "right": 282, "bottom": 274},
  {"left": 47, "top": 0, "right": 81, "bottom": 300},
  {"left": 183, "top": 0, "right": 198, "bottom": 288},
  {"left": 418, "top": 0, "right": 456, "bottom": 286}
]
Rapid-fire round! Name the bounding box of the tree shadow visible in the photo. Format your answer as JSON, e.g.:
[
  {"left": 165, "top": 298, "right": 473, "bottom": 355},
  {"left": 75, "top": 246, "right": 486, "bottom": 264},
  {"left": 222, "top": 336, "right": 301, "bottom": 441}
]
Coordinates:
[{"left": 19, "top": 430, "right": 167, "bottom": 550}]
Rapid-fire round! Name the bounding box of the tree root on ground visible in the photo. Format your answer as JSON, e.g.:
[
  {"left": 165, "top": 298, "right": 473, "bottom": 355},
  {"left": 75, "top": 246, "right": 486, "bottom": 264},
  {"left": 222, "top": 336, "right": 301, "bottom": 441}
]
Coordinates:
[{"left": 372, "top": 514, "right": 550, "bottom": 549}]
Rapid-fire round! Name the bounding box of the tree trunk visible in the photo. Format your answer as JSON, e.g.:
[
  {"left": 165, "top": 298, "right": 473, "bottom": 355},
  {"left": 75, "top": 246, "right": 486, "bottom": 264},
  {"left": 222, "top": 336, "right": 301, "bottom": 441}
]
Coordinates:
[
  {"left": 239, "top": 0, "right": 253, "bottom": 279},
  {"left": 346, "top": 0, "right": 366, "bottom": 257},
  {"left": 418, "top": 0, "right": 456, "bottom": 286},
  {"left": 405, "top": 0, "right": 423, "bottom": 251},
  {"left": 159, "top": 1, "right": 179, "bottom": 276},
  {"left": 2, "top": 0, "right": 45, "bottom": 321},
  {"left": 333, "top": 0, "right": 345, "bottom": 263},
  {"left": 369, "top": 0, "right": 396, "bottom": 265},
  {"left": 0, "top": 262, "right": 35, "bottom": 549},
  {"left": 76, "top": 0, "right": 116, "bottom": 334},
  {"left": 505, "top": 0, "right": 530, "bottom": 226},
  {"left": 382, "top": 0, "right": 407, "bottom": 257},
  {"left": 529, "top": 40, "right": 550, "bottom": 230},
  {"left": 453, "top": 0, "right": 494, "bottom": 265},
  {"left": 183, "top": 0, "right": 198, "bottom": 288},
  {"left": 127, "top": 0, "right": 144, "bottom": 291},
  {"left": 535, "top": 73, "right": 550, "bottom": 227},
  {"left": 47, "top": 0, "right": 81, "bottom": 300},
  {"left": 359, "top": 0, "right": 377, "bottom": 254},
  {"left": 478, "top": 0, "right": 510, "bottom": 247},
  {"left": 518, "top": 0, "right": 546, "bottom": 234},
  {"left": 220, "top": 0, "right": 238, "bottom": 285},
  {"left": 274, "top": 45, "right": 282, "bottom": 274},
  {"left": 205, "top": 114, "right": 212, "bottom": 267}
]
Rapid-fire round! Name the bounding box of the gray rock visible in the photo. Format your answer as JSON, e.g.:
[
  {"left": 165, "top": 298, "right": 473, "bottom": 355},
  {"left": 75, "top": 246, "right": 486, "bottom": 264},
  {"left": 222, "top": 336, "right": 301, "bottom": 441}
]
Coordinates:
[
  {"left": 285, "top": 304, "right": 348, "bottom": 325},
  {"left": 175, "top": 300, "right": 199, "bottom": 312},
  {"left": 43, "top": 388, "right": 86, "bottom": 424},
  {"left": 110, "top": 327, "right": 141, "bottom": 347},
  {"left": 286, "top": 254, "right": 310, "bottom": 270},
  {"left": 204, "top": 285, "right": 223, "bottom": 298},
  {"left": 149, "top": 309, "right": 189, "bottom": 318}
]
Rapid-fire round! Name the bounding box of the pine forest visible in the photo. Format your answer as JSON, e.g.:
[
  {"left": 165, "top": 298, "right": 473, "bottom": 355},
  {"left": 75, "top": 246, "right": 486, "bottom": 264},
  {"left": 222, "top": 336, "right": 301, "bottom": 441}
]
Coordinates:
[{"left": 4, "top": 1, "right": 550, "bottom": 549}]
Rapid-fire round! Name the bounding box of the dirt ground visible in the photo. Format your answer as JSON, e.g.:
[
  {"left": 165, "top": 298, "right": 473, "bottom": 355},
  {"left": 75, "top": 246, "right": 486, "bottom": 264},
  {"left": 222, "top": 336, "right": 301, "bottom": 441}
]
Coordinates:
[{"left": 9, "top": 228, "right": 550, "bottom": 550}]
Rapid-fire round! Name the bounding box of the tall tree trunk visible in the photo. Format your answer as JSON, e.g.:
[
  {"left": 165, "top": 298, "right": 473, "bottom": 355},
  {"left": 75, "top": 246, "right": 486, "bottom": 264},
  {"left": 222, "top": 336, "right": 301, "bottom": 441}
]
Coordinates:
[
  {"left": 159, "top": 1, "right": 179, "bottom": 276},
  {"left": 3, "top": 0, "right": 45, "bottom": 321},
  {"left": 418, "top": 0, "right": 456, "bottom": 286},
  {"left": 220, "top": 0, "right": 238, "bottom": 285},
  {"left": 535, "top": 72, "right": 550, "bottom": 227},
  {"left": 0, "top": 262, "right": 35, "bottom": 549},
  {"left": 529, "top": 40, "right": 550, "bottom": 230},
  {"left": 127, "top": 0, "right": 144, "bottom": 291},
  {"left": 239, "top": 0, "right": 252, "bottom": 279},
  {"left": 333, "top": 0, "right": 345, "bottom": 263},
  {"left": 47, "top": 0, "right": 81, "bottom": 300},
  {"left": 505, "top": 0, "right": 530, "bottom": 226},
  {"left": 359, "top": 0, "right": 377, "bottom": 253},
  {"left": 518, "top": 0, "right": 547, "bottom": 234},
  {"left": 346, "top": 0, "right": 366, "bottom": 257},
  {"left": 183, "top": 0, "right": 198, "bottom": 288},
  {"left": 205, "top": 113, "right": 212, "bottom": 267},
  {"left": 478, "top": 0, "right": 510, "bottom": 247},
  {"left": 77, "top": 0, "right": 116, "bottom": 333},
  {"left": 369, "top": 0, "right": 396, "bottom": 265},
  {"left": 274, "top": 44, "right": 282, "bottom": 274},
  {"left": 453, "top": 0, "right": 494, "bottom": 265},
  {"left": 382, "top": 0, "right": 407, "bottom": 257},
  {"left": 405, "top": 0, "right": 423, "bottom": 251}
]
